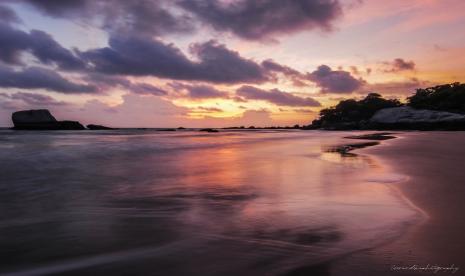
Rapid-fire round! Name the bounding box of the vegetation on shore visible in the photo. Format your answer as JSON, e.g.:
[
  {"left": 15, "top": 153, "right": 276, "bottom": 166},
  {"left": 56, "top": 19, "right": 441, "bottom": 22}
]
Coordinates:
[
  {"left": 309, "top": 82, "right": 465, "bottom": 130},
  {"left": 407, "top": 83, "right": 465, "bottom": 113}
]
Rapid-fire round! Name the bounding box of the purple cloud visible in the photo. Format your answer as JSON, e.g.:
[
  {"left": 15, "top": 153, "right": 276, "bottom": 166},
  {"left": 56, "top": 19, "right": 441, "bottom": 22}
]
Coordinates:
[
  {"left": 237, "top": 86, "right": 321, "bottom": 107},
  {"left": 81, "top": 36, "right": 267, "bottom": 84},
  {"left": 384, "top": 58, "right": 416, "bottom": 72},
  {"left": 178, "top": 0, "right": 342, "bottom": 40},
  {"left": 0, "top": 5, "right": 21, "bottom": 23},
  {"left": 171, "top": 83, "right": 229, "bottom": 99},
  {"left": 0, "top": 22, "right": 84, "bottom": 69},
  {"left": 0, "top": 92, "right": 68, "bottom": 106},
  {"left": 307, "top": 65, "right": 364, "bottom": 94},
  {"left": 0, "top": 66, "right": 97, "bottom": 93},
  {"left": 20, "top": 0, "right": 342, "bottom": 40},
  {"left": 20, "top": 0, "right": 193, "bottom": 36}
]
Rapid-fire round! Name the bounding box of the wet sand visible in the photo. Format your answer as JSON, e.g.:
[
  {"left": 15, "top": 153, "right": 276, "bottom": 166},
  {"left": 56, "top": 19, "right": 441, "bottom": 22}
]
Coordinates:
[
  {"left": 1, "top": 130, "right": 463, "bottom": 275},
  {"left": 330, "top": 132, "right": 465, "bottom": 275}
]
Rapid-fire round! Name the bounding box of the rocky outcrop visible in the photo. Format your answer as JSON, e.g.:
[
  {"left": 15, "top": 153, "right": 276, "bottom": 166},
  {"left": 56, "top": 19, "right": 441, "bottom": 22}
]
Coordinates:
[
  {"left": 12, "top": 109, "right": 85, "bottom": 130},
  {"left": 57, "top": 121, "right": 86, "bottom": 130},
  {"left": 200, "top": 128, "right": 219, "bottom": 133},
  {"left": 86, "top": 124, "right": 114, "bottom": 130},
  {"left": 369, "top": 107, "right": 465, "bottom": 130}
]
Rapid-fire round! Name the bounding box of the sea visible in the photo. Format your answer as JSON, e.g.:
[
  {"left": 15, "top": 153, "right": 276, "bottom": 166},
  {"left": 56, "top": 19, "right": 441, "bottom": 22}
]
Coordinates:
[{"left": 0, "top": 129, "right": 422, "bottom": 275}]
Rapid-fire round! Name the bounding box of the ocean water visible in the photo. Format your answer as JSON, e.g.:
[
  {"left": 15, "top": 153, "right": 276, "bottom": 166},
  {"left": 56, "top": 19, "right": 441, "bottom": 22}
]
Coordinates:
[{"left": 0, "top": 130, "right": 421, "bottom": 275}]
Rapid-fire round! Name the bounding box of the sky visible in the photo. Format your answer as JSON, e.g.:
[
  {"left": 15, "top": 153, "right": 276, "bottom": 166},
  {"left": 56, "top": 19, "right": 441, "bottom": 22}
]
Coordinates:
[{"left": 0, "top": 0, "right": 464, "bottom": 127}]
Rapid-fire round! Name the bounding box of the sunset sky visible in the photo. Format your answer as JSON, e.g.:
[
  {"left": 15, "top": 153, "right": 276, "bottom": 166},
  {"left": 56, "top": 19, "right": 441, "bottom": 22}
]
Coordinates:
[{"left": 0, "top": 0, "right": 464, "bottom": 127}]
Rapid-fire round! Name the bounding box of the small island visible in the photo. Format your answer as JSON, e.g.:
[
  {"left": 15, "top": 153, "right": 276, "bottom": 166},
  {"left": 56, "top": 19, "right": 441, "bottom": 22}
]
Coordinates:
[
  {"left": 11, "top": 109, "right": 114, "bottom": 130},
  {"left": 12, "top": 109, "right": 85, "bottom": 130}
]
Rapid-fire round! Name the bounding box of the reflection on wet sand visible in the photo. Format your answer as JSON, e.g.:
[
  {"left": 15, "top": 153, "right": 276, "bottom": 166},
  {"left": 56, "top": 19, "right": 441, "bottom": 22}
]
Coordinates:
[{"left": 0, "top": 130, "right": 421, "bottom": 275}]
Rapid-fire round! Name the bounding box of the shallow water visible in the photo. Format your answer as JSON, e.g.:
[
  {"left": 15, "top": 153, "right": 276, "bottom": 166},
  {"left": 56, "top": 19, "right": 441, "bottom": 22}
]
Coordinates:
[{"left": 0, "top": 130, "right": 421, "bottom": 275}]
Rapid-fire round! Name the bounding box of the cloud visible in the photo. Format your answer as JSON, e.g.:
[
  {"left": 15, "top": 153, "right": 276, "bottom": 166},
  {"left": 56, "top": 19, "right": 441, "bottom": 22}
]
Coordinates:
[
  {"left": 0, "top": 22, "right": 31, "bottom": 64},
  {"left": 360, "top": 78, "right": 433, "bottom": 96},
  {"left": 129, "top": 83, "right": 167, "bottom": 96},
  {"left": 21, "top": 0, "right": 89, "bottom": 17},
  {"left": 178, "top": 0, "right": 342, "bottom": 40},
  {"left": 262, "top": 59, "right": 309, "bottom": 86},
  {"left": 170, "top": 83, "right": 229, "bottom": 99},
  {"left": 0, "top": 22, "right": 84, "bottom": 69},
  {"left": 383, "top": 58, "right": 416, "bottom": 72},
  {"left": 293, "top": 108, "right": 316, "bottom": 114},
  {"left": 185, "top": 85, "right": 228, "bottom": 99},
  {"left": 0, "top": 5, "right": 21, "bottom": 24},
  {"left": 0, "top": 66, "right": 97, "bottom": 93},
  {"left": 307, "top": 65, "right": 364, "bottom": 93},
  {"left": 0, "top": 91, "right": 68, "bottom": 107},
  {"left": 28, "top": 30, "right": 86, "bottom": 70},
  {"left": 19, "top": 0, "right": 343, "bottom": 40},
  {"left": 20, "top": 0, "right": 194, "bottom": 36},
  {"left": 262, "top": 59, "right": 302, "bottom": 77},
  {"left": 81, "top": 36, "right": 267, "bottom": 84},
  {"left": 83, "top": 73, "right": 169, "bottom": 96},
  {"left": 68, "top": 93, "right": 190, "bottom": 127},
  {"left": 237, "top": 85, "right": 321, "bottom": 107},
  {"left": 192, "top": 106, "right": 223, "bottom": 113}
]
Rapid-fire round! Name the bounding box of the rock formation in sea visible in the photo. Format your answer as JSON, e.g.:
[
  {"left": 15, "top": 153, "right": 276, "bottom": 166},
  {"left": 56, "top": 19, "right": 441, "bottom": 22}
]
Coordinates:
[
  {"left": 199, "top": 128, "right": 219, "bottom": 132},
  {"left": 12, "top": 109, "right": 85, "bottom": 130}
]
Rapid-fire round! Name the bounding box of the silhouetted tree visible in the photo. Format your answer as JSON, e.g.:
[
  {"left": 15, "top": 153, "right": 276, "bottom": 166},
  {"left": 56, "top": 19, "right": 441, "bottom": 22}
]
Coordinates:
[
  {"left": 407, "top": 83, "right": 465, "bottom": 113},
  {"left": 311, "top": 93, "right": 402, "bottom": 128}
]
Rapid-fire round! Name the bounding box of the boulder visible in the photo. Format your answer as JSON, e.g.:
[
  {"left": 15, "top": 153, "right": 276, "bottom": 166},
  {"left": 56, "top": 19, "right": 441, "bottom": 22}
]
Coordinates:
[
  {"left": 12, "top": 109, "right": 84, "bottom": 130},
  {"left": 369, "top": 107, "right": 465, "bottom": 130},
  {"left": 87, "top": 124, "right": 114, "bottom": 130}
]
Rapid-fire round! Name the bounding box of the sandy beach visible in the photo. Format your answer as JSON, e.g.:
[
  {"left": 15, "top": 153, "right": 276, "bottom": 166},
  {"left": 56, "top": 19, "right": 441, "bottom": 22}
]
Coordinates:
[
  {"left": 1, "top": 130, "right": 464, "bottom": 275},
  {"left": 329, "top": 132, "right": 465, "bottom": 275}
]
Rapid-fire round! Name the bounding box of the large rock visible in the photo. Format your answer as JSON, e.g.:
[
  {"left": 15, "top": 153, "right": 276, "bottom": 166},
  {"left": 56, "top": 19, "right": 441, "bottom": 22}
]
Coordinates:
[
  {"left": 12, "top": 109, "right": 85, "bottom": 130},
  {"left": 370, "top": 107, "right": 465, "bottom": 130}
]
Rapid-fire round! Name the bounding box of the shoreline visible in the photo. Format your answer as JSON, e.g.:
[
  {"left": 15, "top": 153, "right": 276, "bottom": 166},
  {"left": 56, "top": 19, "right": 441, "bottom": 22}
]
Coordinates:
[
  {"left": 286, "top": 133, "right": 428, "bottom": 276},
  {"left": 327, "top": 132, "right": 465, "bottom": 275}
]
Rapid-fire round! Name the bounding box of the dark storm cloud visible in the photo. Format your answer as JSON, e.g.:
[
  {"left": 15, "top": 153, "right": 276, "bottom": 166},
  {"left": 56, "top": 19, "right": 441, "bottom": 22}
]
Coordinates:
[
  {"left": 178, "top": 0, "right": 343, "bottom": 40},
  {"left": 0, "top": 66, "right": 97, "bottom": 93},
  {"left": 307, "top": 65, "right": 364, "bottom": 93},
  {"left": 0, "top": 22, "right": 84, "bottom": 69},
  {"left": 0, "top": 91, "right": 68, "bottom": 106},
  {"left": 384, "top": 58, "right": 416, "bottom": 72},
  {"left": 236, "top": 85, "right": 321, "bottom": 107},
  {"left": 81, "top": 36, "right": 267, "bottom": 84}
]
